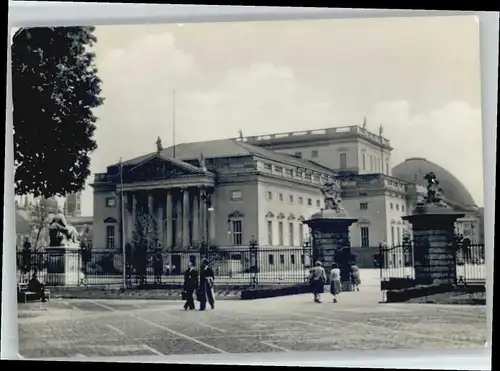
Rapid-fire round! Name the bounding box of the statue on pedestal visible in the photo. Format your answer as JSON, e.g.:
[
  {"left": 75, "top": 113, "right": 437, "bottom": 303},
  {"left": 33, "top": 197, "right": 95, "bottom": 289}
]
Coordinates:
[
  {"left": 48, "top": 213, "right": 79, "bottom": 247},
  {"left": 422, "top": 172, "right": 448, "bottom": 207},
  {"left": 321, "top": 181, "right": 344, "bottom": 211}
]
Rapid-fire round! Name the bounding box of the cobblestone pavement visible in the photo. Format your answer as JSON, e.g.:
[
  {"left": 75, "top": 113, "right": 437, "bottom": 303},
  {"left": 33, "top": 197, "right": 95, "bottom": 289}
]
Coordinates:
[{"left": 18, "top": 283, "right": 487, "bottom": 359}]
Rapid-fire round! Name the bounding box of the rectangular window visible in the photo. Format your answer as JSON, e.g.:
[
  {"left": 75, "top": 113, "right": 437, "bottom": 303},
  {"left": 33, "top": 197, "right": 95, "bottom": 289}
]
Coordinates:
[
  {"left": 294, "top": 152, "right": 302, "bottom": 158},
  {"left": 279, "top": 254, "right": 285, "bottom": 264},
  {"left": 360, "top": 202, "right": 368, "bottom": 210},
  {"left": 316, "top": 200, "right": 321, "bottom": 207},
  {"left": 295, "top": 169, "right": 303, "bottom": 178},
  {"left": 289, "top": 222, "right": 294, "bottom": 246},
  {"left": 299, "top": 225, "right": 304, "bottom": 246},
  {"left": 313, "top": 174, "right": 320, "bottom": 182},
  {"left": 232, "top": 220, "right": 242, "bottom": 245},
  {"left": 311, "top": 150, "right": 318, "bottom": 158},
  {"left": 231, "top": 190, "right": 242, "bottom": 201},
  {"left": 391, "top": 226, "right": 395, "bottom": 247},
  {"left": 298, "top": 197, "right": 304, "bottom": 205},
  {"left": 289, "top": 195, "right": 294, "bottom": 203},
  {"left": 285, "top": 168, "right": 293, "bottom": 177},
  {"left": 274, "top": 166, "right": 283, "bottom": 174},
  {"left": 360, "top": 227, "right": 370, "bottom": 248},
  {"left": 264, "top": 163, "right": 272, "bottom": 171},
  {"left": 362, "top": 154, "right": 366, "bottom": 170},
  {"left": 267, "top": 191, "right": 273, "bottom": 200},
  {"left": 268, "top": 254, "right": 274, "bottom": 265},
  {"left": 279, "top": 193, "right": 284, "bottom": 202},
  {"left": 339, "top": 153, "right": 347, "bottom": 169},
  {"left": 307, "top": 198, "right": 312, "bottom": 206},
  {"left": 267, "top": 220, "right": 273, "bottom": 245},
  {"left": 402, "top": 205, "right": 405, "bottom": 212},
  {"left": 290, "top": 254, "right": 296, "bottom": 265},
  {"left": 278, "top": 222, "right": 284, "bottom": 246},
  {"left": 397, "top": 227, "right": 401, "bottom": 246},
  {"left": 370, "top": 156, "right": 374, "bottom": 172},
  {"left": 106, "top": 225, "right": 115, "bottom": 250},
  {"left": 390, "top": 203, "right": 393, "bottom": 209},
  {"left": 304, "top": 173, "right": 312, "bottom": 181},
  {"left": 301, "top": 254, "right": 305, "bottom": 265},
  {"left": 106, "top": 197, "right": 116, "bottom": 207}
]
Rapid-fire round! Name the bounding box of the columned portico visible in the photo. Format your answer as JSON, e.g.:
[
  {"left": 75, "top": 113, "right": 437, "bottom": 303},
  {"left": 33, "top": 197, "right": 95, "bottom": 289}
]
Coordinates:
[{"left": 182, "top": 188, "right": 190, "bottom": 248}]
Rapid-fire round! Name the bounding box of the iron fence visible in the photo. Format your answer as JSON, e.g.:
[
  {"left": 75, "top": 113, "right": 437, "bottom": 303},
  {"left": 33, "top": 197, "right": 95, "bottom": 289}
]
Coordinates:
[
  {"left": 16, "top": 245, "right": 315, "bottom": 287},
  {"left": 377, "top": 242, "right": 486, "bottom": 290}
]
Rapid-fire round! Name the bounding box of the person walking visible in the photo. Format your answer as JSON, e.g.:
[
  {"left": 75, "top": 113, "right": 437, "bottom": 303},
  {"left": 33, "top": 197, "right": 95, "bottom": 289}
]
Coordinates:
[
  {"left": 182, "top": 261, "right": 198, "bottom": 310},
  {"left": 308, "top": 261, "right": 327, "bottom": 303},
  {"left": 350, "top": 264, "right": 361, "bottom": 291},
  {"left": 198, "top": 258, "right": 215, "bottom": 311},
  {"left": 329, "top": 263, "right": 342, "bottom": 303}
]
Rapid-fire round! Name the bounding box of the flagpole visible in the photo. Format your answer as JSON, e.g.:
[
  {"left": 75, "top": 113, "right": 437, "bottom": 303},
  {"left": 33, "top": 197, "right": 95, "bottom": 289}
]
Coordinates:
[
  {"left": 119, "top": 158, "right": 126, "bottom": 289},
  {"left": 172, "top": 89, "right": 176, "bottom": 158}
]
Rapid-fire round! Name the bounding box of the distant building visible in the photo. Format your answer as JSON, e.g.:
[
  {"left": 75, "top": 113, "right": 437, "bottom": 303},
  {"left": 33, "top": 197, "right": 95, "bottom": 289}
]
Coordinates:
[
  {"left": 64, "top": 191, "right": 82, "bottom": 217},
  {"left": 91, "top": 125, "right": 484, "bottom": 269}
]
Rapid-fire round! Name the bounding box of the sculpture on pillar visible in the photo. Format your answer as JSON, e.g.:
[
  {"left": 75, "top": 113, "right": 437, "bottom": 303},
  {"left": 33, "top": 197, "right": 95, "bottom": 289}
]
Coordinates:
[
  {"left": 320, "top": 181, "right": 344, "bottom": 211},
  {"left": 48, "top": 213, "right": 79, "bottom": 247},
  {"left": 423, "top": 172, "right": 447, "bottom": 206}
]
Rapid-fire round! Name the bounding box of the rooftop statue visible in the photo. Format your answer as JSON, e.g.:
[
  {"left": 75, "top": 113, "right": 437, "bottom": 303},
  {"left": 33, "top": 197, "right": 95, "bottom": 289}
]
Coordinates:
[
  {"left": 321, "top": 181, "right": 344, "bottom": 211},
  {"left": 48, "top": 213, "right": 79, "bottom": 247}
]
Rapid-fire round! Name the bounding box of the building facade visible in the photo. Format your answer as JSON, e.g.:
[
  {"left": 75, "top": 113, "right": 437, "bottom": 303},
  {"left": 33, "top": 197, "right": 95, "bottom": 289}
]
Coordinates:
[{"left": 91, "top": 125, "right": 483, "bottom": 269}]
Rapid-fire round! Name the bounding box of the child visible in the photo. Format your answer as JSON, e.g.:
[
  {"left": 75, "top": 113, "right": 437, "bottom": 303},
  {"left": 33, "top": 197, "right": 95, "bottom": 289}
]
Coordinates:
[{"left": 329, "top": 263, "right": 341, "bottom": 303}]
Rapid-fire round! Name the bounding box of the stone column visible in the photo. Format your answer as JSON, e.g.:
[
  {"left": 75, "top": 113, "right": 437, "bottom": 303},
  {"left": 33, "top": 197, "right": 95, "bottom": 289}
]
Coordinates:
[
  {"left": 157, "top": 193, "right": 164, "bottom": 249},
  {"left": 175, "top": 194, "right": 183, "bottom": 248},
  {"left": 208, "top": 190, "right": 216, "bottom": 246},
  {"left": 148, "top": 193, "right": 154, "bottom": 216},
  {"left": 165, "top": 190, "right": 173, "bottom": 249},
  {"left": 192, "top": 189, "right": 200, "bottom": 247},
  {"left": 182, "top": 188, "right": 190, "bottom": 248},
  {"left": 132, "top": 193, "right": 137, "bottom": 232}
]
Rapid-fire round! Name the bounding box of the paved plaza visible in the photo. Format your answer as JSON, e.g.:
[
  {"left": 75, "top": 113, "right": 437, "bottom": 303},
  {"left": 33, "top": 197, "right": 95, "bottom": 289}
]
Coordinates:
[{"left": 18, "top": 278, "right": 487, "bottom": 359}]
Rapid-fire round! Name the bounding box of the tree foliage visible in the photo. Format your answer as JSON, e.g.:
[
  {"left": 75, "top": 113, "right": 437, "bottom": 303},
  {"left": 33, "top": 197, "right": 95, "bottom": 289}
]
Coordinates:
[{"left": 12, "top": 27, "right": 104, "bottom": 198}]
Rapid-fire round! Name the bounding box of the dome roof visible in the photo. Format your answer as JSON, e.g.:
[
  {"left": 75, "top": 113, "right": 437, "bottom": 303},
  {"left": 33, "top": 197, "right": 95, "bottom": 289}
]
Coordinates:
[{"left": 392, "top": 157, "right": 477, "bottom": 208}]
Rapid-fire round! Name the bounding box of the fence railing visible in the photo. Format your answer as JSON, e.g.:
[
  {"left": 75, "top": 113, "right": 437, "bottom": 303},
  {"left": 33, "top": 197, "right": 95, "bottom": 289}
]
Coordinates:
[
  {"left": 16, "top": 246, "right": 315, "bottom": 287},
  {"left": 377, "top": 243, "right": 486, "bottom": 286}
]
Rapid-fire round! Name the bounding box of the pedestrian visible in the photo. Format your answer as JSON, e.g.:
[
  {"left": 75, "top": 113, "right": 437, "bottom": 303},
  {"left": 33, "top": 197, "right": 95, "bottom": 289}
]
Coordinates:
[
  {"left": 308, "top": 261, "right": 327, "bottom": 303},
  {"left": 329, "top": 263, "right": 342, "bottom": 303},
  {"left": 182, "top": 261, "right": 198, "bottom": 311},
  {"left": 198, "top": 258, "right": 215, "bottom": 311},
  {"left": 350, "top": 264, "right": 361, "bottom": 291},
  {"left": 27, "top": 272, "right": 47, "bottom": 303}
]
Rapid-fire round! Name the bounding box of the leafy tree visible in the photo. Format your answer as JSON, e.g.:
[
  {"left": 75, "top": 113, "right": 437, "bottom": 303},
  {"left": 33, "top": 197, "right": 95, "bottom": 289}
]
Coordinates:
[
  {"left": 12, "top": 27, "right": 104, "bottom": 198},
  {"left": 131, "top": 210, "right": 159, "bottom": 284}
]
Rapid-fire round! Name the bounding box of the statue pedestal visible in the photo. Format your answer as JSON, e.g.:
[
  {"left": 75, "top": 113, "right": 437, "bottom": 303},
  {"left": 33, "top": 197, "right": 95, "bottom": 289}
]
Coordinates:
[
  {"left": 45, "top": 245, "right": 82, "bottom": 286},
  {"left": 304, "top": 209, "right": 358, "bottom": 291},
  {"left": 403, "top": 203, "right": 465, "bottom": 285}
]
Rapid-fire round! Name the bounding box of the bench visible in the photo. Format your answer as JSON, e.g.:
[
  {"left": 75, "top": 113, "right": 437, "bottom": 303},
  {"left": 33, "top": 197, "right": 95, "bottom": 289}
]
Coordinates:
[{"left": 17, "top": 282, "right": 51, "bottom": 303}]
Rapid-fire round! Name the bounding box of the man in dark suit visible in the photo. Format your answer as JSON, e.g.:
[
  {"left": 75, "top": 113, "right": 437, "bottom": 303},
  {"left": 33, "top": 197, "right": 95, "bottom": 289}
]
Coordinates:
[
  {"left": 182, "top": 262, "right": 198, "bottom": 310},
  {"left": 198, "top": 259, "right": 215, "bottom": 311}
]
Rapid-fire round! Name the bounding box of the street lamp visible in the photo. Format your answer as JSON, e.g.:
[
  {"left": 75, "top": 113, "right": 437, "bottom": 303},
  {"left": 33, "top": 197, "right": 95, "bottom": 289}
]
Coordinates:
[{"left": 249, "top": 236, "right": 259, "bottom": 288}]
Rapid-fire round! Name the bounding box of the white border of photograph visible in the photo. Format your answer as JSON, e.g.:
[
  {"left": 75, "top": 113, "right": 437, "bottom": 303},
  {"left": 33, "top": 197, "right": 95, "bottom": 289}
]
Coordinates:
[{"left": 3, "top": 2, "right": 497, "bottom": 369}]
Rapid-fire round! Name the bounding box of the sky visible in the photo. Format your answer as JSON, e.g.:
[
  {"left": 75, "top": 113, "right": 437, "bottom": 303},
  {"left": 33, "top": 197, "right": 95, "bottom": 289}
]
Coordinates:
[{"left": 77, "top": 15, "right": 483, "bottom": 215}]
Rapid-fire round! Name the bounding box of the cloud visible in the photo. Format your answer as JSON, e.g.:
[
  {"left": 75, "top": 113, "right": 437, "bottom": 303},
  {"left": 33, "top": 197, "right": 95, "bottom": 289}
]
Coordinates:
[{"left": 368, "top": 100, "right": 484, "bottom": 206}]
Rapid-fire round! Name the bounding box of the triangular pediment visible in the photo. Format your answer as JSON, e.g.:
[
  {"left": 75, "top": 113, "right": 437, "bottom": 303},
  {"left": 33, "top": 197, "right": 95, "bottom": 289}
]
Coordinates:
[
  {"left": 298, "top": 215, "right": 305, "bottom": 222},
  {"left": 126, "top": 154, "right": 206, "bottom": 181},
  {"left": 228, "top": 210, "right": 245, "bottom": 218},
  {"left": 103, "top": 217, "right": 118, "bottom": 223},
  {"left": 265, "top": 211, "right": 275, "bottom": 218},
  {"left": 357, "top": 218, "right": 371, "bottom": 225}
]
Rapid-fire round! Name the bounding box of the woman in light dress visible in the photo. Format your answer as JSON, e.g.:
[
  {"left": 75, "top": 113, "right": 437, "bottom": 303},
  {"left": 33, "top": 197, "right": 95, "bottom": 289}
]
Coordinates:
[
  {"left": 309, "top": 261, "right": 327, "bottom": 303},
  {"left": 329, "top": 263, "right": 342, "bottom": 303},
  {"left": 350, "top": 264, "right": 361, "bottom": 291}
]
